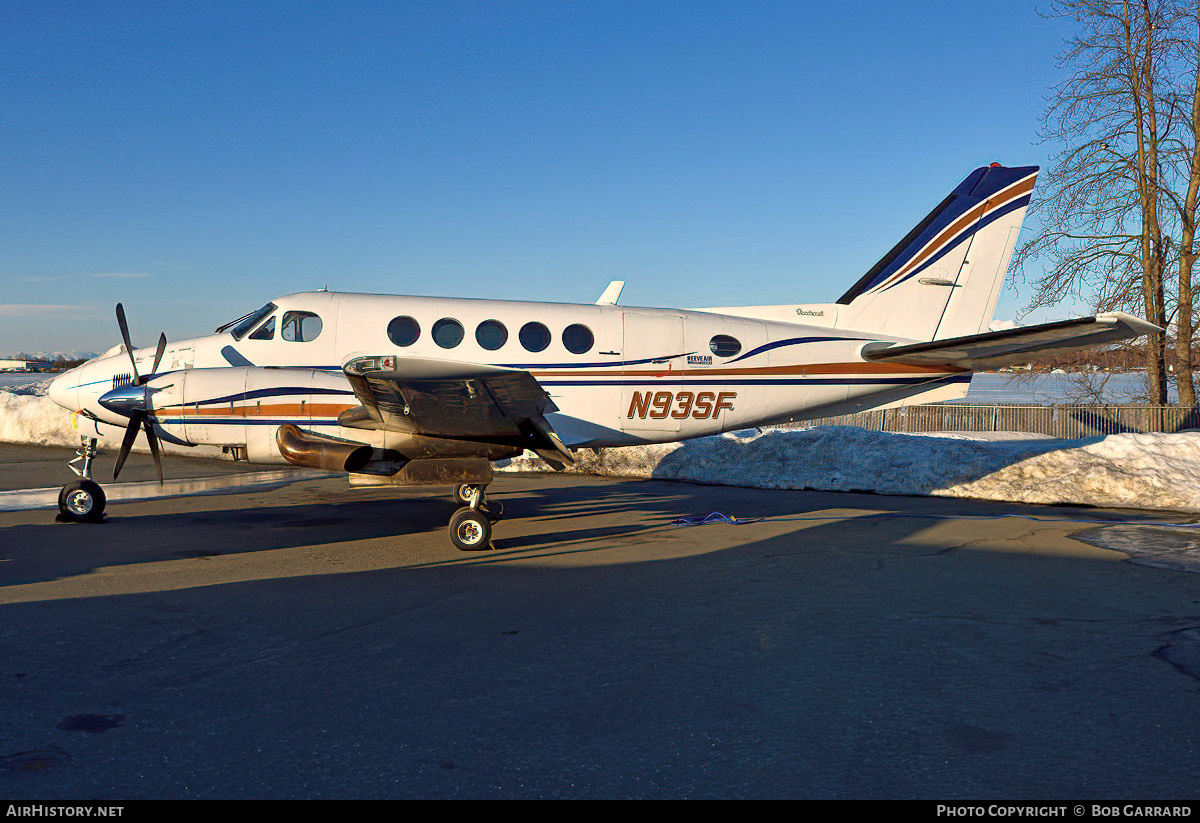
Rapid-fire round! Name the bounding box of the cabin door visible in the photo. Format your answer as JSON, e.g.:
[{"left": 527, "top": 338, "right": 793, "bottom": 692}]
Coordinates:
[{"left": 619, "top": 312, "right": 685, "bottom": 434}]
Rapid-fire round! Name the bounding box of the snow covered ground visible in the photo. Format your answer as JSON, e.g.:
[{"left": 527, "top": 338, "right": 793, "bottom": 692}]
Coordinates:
[
  {"left": 0, "top": 378, "right": 82, "bottom": 449},
  {"left": 0, "top": 378, "right": 225, "bottom": 458},
  {"left": 3, "top": 380, "right": 1199, "bottom": 512},
  {"left": 497, "top": 427, "right": 1200, "bottom": 512}
]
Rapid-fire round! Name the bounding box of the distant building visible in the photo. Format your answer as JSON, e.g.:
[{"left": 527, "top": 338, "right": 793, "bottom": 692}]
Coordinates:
[{"left": 0, "top": 359, "right": 53, "bottom": 372}]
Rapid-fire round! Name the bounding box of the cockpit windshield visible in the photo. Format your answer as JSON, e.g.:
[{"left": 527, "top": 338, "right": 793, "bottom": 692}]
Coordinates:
[{"left": 216, "top": 303, "right": 277, "bottom": 340}]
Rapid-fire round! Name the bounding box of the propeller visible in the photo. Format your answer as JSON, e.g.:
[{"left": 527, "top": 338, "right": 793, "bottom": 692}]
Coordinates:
[{"left": 103, "top": 303, "right": 168, "bottom": 483}]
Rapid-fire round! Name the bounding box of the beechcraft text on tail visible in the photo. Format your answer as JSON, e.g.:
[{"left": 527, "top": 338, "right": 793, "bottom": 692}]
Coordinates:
[{"left": 45, "top": 162, "right": 1157, "bottom": 549}]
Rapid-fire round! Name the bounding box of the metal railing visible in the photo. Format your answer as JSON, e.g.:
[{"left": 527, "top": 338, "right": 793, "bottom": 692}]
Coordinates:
[{"left": 785, "top": 404, "right": 1200, "bottom": 440}]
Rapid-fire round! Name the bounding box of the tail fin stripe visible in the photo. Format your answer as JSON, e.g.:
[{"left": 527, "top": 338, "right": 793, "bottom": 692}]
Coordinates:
[
  {"left": 838, "top": 168, "right": 1036, "bottom": 305},
  {"left": 875, "top": 188, "right": 1032, "bottom": 294},
  {"left": 870, "top": 175, "right": 1035, "bottom": 295}
]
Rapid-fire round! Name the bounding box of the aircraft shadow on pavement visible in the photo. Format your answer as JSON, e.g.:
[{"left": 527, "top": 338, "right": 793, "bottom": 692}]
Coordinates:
[
  {"left": 0, "top": 495, "right": 435, "bottom": 587},
  {"left": 0, "top": 477, "right": 814, "bottom": 587},
  {"left": 0, "top": 472, "right": 1184, "bottom": 591}
]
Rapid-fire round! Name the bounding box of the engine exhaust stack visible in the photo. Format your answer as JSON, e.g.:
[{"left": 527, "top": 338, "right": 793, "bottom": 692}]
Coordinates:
[{"left": 276, "top": 424, "right": 375, "bottom": 473}]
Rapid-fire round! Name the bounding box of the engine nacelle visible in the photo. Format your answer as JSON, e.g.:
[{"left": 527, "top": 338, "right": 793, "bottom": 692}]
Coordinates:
[{"left": 147, "top": 366, "right": 356, "bottom": 447}]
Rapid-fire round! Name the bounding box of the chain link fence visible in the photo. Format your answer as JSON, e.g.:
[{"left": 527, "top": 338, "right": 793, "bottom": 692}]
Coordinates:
[{"left": 786, "top": 404, "right": 1200, "bottom": 439}]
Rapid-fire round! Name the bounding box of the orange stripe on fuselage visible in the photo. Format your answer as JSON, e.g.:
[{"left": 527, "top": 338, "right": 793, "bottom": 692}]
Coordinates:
[{"left": 154, "top": 402, "right": 356, "bottom": 419}]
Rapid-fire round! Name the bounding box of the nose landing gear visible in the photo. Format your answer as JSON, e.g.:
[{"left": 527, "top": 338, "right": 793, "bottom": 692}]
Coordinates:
[{"left": 57, "top": 437, "right": 107, "bottom": 523}]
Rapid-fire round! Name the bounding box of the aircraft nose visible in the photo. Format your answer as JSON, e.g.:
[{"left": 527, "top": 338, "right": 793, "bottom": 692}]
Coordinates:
[{"left": 47, "top": 371, "right": 78, "bottom": 412}]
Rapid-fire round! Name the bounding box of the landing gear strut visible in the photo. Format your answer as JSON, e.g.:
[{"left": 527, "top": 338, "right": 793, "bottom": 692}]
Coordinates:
[
  {"left": 58, "top": 437, "right": 106, "bottom": 523},
  {"left": 448, "top": 483, "right": 501, "bottom": 551}
]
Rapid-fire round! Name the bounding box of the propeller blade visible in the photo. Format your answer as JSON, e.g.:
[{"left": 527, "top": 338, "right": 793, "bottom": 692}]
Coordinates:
[
  {"left": 113, "top": 410, "right": 144, "bottom": 480},
  {"left": 112, "top": 303, "right": 167, "bottom": 484},
  {"left": 150, "top": 333, "right": 167, "bottom": 380},
  {"left": 142, "top": 417, "right": 163, "bottom": 486},
  {"left": 115, "top": 303, "right": 141, "bottom": 385}
]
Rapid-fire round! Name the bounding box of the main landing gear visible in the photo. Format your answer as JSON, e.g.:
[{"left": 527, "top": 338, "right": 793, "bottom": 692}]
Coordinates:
[
  {"left": 448, "top": 483, "right": 502, "bottom": 551},
  {"left": 57, "top": 437, "right": 106, "bottom": 523}
]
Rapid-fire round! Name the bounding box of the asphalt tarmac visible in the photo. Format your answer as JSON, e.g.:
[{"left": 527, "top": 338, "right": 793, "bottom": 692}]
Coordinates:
[{"left": 2, "top": 443, "right": 1200, "bottom": 799}]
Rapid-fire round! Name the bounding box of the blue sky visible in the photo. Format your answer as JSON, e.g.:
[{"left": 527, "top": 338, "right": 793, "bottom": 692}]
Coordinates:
[{"left": 1, "top": 1, "right": 1078, "bottom": 354}]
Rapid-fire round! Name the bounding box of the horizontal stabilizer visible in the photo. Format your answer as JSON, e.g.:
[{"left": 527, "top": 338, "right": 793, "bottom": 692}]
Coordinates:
[{"left": 861, "top": 313, "right": 1159, "bottom": 370}]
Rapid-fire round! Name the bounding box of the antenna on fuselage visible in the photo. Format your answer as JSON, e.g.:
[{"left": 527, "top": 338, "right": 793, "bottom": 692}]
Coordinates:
[{"left": 596, "top": 281, "right": 624, "bottom": 305}]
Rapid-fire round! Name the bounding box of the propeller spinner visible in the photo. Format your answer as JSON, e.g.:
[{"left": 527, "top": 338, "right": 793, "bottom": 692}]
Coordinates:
[{"left": 97, "top": 303, "right": 167, "bottom": 483}]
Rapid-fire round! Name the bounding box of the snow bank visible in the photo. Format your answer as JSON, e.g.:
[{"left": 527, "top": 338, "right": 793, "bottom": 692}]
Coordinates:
[
  {"left": 0, "top": 380, "right": 79, "bottom": 448},
  {"left": 0, "top": 383, "right": 226, "bottom": 457},
  {"left": 499, "top": 427, "right": 1200, "bottom": 512}
]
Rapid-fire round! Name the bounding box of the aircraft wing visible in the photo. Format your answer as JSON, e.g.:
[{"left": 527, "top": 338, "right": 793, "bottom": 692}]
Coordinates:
[
  {"left": 338, "top": 355, "right": 574, "bottom": 468},
  {"left": 862, "top": 313, "right": 1159, "bottom": 370}
]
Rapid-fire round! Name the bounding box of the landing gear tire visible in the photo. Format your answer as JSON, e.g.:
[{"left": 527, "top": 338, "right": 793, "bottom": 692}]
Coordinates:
[
  {"left": 452, "top": 483, "right": 486, "bottom": 507},
  {"left": 449, "top": 507, "right": 493, "bottom": 551},
  {"left": 57, "top": 479, "right": 106, "bottom": 523}
]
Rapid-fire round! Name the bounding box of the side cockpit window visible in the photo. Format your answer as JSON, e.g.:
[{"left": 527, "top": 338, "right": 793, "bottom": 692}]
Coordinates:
[
  {"left": 248, "top": 316, "right": 275, "bottom": 340},
  {"left": 282, "top": 311, "right": 323, "bottom": 342},
  {"left": 221, "top": 302, "right": 277, "bottom": 340}
]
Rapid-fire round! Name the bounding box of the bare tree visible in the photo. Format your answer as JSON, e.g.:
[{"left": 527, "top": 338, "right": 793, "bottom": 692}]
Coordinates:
[
  {"left": 1015, "top": 0, "right": 1185, "bottom": 403},
  {"left": 1167, "top": 2, "right": 1200, "bottom": 404}
]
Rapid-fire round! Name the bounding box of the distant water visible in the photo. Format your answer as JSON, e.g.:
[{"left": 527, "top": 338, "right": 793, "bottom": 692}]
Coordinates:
[{"left": 962, "top": 372, "right": 1178, "bottom": 405}]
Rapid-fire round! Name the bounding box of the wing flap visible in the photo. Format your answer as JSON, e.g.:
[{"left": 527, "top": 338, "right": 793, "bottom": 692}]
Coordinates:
[
  {"left": 340, "top": 355, "right": 574, "bottom": 467},
  {"left": 862, "top": 313, "right": 1158, "bottom": 370}
]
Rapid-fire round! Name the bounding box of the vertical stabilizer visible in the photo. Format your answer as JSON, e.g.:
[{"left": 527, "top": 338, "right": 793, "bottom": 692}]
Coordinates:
[{"left": 835, "top": 164, "right": 1038, "bottom": 341}]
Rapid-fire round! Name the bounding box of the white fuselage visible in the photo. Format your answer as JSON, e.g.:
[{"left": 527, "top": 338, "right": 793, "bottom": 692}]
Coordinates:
[{"left": 49, "top": 290, "right": 970, "bottom": 461}]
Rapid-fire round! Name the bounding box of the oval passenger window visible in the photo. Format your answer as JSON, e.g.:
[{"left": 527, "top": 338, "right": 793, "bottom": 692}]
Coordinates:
[
  {"left": 519, "top": 322, "right": 551, "bottom": 353},
  {"left": 709, "top": 334, "right": 741, "bottom": 357},
  {"left": 433, "top": 318, "right": 464, "bottom": 349},
  {"left": 562, "top": 324, "right": 594, "bottom": 355},
  {"left": 387, "top": 316, "right": 421, "bottom": 347},
  {"left": 476, "top": 319, "right": 508, "bottom": 351}
]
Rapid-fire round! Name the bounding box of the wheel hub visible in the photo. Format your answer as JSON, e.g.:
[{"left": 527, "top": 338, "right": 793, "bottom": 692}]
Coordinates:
[
  {"left": 457, "top": 520, "right": 483, "bottom": 545},
  {"left": 65, "top": 490, "right": 94, "bottom": 516}
]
